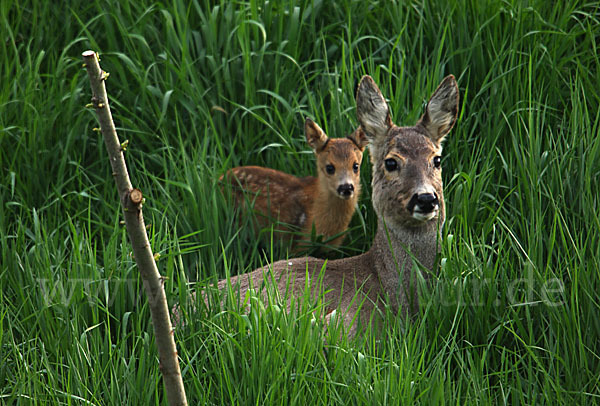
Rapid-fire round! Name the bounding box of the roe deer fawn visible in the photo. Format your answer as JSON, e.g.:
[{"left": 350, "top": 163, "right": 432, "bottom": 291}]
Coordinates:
[
  {"left": 221, "top": 119, "right": 368, "bottom": 249},
  {"left": 182, "top": 74, "right": 458, "bottom": 336}
]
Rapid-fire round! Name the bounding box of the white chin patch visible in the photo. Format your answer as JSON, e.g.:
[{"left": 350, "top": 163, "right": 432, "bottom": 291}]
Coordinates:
[{"left": 412, "top": 208, "right": 438, "bottom": 222}]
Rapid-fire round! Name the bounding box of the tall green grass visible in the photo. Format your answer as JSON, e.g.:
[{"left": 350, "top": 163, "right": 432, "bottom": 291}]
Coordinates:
[{"left": 1, "top": 0, "right": 599, "bottom": 404}]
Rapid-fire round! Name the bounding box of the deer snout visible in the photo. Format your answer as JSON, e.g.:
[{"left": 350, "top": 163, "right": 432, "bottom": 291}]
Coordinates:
[
  {"left": 337, "top": 183, "right": 355, "bottom": 199},
  {"left": 407, "top": 192, "right": 439, "bottom": 221},
  {"left": 415, "top": 193, "right": 438, "bottom": 212}
]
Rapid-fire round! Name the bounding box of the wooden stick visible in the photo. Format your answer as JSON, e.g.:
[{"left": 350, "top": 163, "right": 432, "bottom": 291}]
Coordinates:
[{"left": 82, "top": 50, "right": 187, "bottom": 406}]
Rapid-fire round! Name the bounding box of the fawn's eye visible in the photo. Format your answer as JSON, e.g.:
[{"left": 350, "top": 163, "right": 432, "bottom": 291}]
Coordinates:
[
  {"left": 352, "top": 162, "right": 359, "bottom": 173},
  {"left": 433, "top": 156, "right": 441, "bottom": 169},
  {"left": 325, "top": 164, "right": 335, "bottom": 175},
  {"left": 384, "top": 158, "right": 397, "bottom": 172}
]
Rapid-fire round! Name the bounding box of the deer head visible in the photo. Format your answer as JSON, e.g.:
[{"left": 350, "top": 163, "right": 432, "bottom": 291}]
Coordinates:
[
  {"left": 305, "top": 118, "right": 368, "bottom": 200},
  {"left": 356, "top": 75, "right": 459, "bottom": 230}
]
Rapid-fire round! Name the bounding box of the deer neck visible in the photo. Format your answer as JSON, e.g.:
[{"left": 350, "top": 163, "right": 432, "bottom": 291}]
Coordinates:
[
  {"left": 309, "top": 177, "right": 357, "bottom": 236},
  {"left": 367, "top": 217, "right": 442, "bottom": 313}
]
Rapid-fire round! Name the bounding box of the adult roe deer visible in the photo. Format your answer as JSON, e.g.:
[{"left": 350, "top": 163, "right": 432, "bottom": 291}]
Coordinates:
[
  {"left": 221, "top": 119, "right": 368, "bottom": 249},
  {"left": 190, "top": 74, "right": 458, "bottom": 336}
]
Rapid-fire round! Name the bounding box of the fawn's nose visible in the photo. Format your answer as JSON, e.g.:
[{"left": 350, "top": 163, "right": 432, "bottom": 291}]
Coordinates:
[{"left": 337, "top": 183, "right": 354, "bottom": 198}]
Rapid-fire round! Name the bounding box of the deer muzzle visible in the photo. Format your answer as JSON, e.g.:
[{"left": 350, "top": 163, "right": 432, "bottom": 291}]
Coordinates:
[
  {"left": 337, "top": 183, "right": 355, "bottom": 199},
  {"left": 407, "top": 192, "right": 439, "bottom": 221}
]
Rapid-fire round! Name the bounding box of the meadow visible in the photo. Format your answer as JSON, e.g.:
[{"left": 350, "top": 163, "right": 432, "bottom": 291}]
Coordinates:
[{"left": 1, "top": 0, "right": 599, "bottom": 404}]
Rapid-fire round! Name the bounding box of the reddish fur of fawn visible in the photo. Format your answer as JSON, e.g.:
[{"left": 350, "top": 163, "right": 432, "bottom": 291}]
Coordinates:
[
  {"left": 221, "top": 119, "right": 368, "bottom": 249},
  {"left": 179, "top": 75, "right": 459, "bottom": 337}
]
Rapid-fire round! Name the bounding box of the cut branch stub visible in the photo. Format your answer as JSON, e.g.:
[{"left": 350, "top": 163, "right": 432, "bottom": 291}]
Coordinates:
[{"left": 130, "top": 188, "right": 143, "bottom": 205}]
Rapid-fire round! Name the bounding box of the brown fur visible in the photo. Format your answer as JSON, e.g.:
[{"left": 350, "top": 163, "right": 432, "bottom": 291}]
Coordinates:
[
  {"left": 180, "top": 75, "right": 459, "bottom": 337},
  {"left": 221, "top": 120, "right": 368, "bottom": 249}
]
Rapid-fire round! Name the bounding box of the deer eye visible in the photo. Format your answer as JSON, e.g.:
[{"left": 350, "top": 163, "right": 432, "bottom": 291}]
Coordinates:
[
  {"left": 384, "top": 158, "right": 397, "bottom": 172},
  {"left": 352, "top": 162, "right": 359, "bottom": 173},
  {"left": 433, "top": 156, "right": 441, "bottom": 169},
  {"left": 325, "top": 164, "right": 335, "bottom": 175}
]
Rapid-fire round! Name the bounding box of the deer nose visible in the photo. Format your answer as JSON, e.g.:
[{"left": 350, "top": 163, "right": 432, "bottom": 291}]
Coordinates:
[
  {"left": 415, "top": 193, "right": 439, "bottom": 212},
  {"left": 337, "top": 183, "right": 354, "bottom": 198}
]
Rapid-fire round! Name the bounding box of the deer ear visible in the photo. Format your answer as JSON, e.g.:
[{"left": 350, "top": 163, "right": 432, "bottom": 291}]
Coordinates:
[
  {"left": 356, "top": 75, "right": 393, "bottom": 142},
  {"left": 417, "top": 75, "right": 459, "bottom": 145},
  {"left": 305, "top": 118, "right": 329, "bottom": 151},
  {"left": 346, "top": 127, "right": 369, "bottom": 151}
]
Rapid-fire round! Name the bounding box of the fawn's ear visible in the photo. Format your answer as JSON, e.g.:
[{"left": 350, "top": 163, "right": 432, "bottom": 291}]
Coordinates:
[
  {"left": 356, "top": 76, "right": 393, "bottom": 144},
  {"left": 417, "top": 75, "right": 459, "bottom": 145},
  {"left": 346, "top": 127, "right": 369, "bottom": 151},
  {"left": 305, "top": 118, "right": 329, "bottom": 151}
]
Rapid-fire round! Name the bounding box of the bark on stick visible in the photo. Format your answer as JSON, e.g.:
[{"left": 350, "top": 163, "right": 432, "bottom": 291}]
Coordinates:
[{"left": 82, "top": 50, "right": 187, "bottom": 406}]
